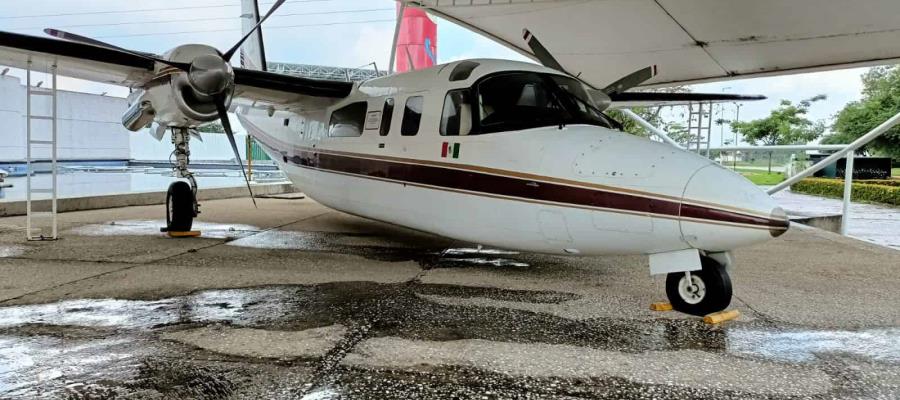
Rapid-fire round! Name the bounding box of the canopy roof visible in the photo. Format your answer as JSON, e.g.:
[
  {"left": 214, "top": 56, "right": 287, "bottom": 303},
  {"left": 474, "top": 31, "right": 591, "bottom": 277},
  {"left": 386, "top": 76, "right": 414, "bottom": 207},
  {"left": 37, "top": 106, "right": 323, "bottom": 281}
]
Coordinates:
[{"left": 407, "top": 0, "right": 900, "bottom": 88}]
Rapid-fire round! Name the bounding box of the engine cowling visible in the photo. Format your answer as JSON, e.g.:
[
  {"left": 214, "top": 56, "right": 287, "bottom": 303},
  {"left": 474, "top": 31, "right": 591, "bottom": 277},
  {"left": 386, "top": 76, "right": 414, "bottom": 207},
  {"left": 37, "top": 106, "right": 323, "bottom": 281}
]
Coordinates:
[{"left": 121, "top": 44, "right": 234, "bottom": 131}]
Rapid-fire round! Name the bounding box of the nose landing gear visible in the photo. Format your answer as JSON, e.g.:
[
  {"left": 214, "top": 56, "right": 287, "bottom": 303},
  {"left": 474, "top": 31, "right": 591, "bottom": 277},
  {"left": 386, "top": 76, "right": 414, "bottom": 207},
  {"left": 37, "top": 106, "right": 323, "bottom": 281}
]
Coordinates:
[
  {"left": 164, "top": 127, "right": 199, "bottom": 232},
  {"left": 666, "top": 255, "right": 732, "bottom": 316}
]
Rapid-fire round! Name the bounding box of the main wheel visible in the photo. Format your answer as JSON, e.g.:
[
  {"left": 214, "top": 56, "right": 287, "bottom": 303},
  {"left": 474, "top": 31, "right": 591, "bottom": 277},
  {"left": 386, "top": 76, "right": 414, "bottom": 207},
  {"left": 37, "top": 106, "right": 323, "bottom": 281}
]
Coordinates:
[
  {"left": 166, "top": 181, "right": 195, "bottom": 232},
  {"left": 665, "top": 256, "right": 732, "bottom": 316}
]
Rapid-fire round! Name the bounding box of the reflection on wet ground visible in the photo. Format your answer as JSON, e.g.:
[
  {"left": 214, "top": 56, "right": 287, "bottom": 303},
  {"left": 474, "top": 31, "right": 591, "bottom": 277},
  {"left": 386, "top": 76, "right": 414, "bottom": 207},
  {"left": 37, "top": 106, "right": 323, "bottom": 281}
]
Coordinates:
[
  {"left": 69, "top": 220, "right": 261, "bottom": 240},
  {"left": 224, "top": 230, "right": 537, "bottom": 269},
  {"left": 67, "top": 220, "right": 533, "bottom": 270},
  {"left": 1, "top": 282, "right": 898, "bottom": 398},
  {"left": 0, "top": 245, "right": 25, "bottom": 258},
  {"left": 728, "top": 327, "right": 900, "bottom": 363}
]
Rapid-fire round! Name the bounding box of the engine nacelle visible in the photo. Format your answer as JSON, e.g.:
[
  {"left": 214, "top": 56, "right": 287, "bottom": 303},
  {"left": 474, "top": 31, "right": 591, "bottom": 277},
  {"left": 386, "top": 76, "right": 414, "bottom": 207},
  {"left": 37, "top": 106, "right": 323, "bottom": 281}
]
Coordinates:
[{"left": 122, "top": 44, "right": 233, "bottom": 131}]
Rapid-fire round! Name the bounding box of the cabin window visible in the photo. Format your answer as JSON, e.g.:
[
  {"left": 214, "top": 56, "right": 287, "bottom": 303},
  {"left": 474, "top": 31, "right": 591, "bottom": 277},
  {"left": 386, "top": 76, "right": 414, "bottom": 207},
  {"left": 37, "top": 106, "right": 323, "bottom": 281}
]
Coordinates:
[
  {"left": 440, "top": 90, "right": 473, "bottom": 136},
  {"left": 401, "top": 96, "right": 423, "bottom": 136},
  {"left": 475, "top": 72, "right": 612, "bottom": 134},
  {"left": 328, "top": 101, "right": 368, "bottom": 137},
  {"left": 283, "top": 118, "right": 290, "bottom": 127},
  {"left": 380, "top": 98, "right": 394, "bottom": 136}
]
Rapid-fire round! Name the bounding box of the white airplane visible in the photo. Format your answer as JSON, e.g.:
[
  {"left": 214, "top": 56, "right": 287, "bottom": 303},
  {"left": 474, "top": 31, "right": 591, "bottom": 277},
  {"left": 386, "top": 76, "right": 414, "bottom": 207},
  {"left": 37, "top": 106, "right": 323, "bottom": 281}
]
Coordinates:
[{"left": 0, "top": 0, "right": 790, "bottom": 316}]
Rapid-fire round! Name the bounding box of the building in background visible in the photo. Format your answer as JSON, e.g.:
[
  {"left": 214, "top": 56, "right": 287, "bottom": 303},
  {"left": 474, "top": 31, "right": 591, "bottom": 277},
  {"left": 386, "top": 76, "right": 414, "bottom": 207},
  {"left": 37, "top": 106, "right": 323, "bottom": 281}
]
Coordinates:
[{"left": 0, "top": 75, "right": 130, "bottom": 176}]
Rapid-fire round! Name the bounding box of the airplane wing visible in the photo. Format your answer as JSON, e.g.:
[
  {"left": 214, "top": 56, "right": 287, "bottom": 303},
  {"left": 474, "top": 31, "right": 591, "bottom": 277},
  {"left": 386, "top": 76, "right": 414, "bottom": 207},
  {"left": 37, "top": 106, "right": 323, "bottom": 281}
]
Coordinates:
[
  {"left": 0, "top": 30, "right": 351, "bottom": 106},
  {"left": 409, "top": 0, "right": 900, "bottom": 88},
  {"left": 607, "top": 92, "right": 765, "bottom": 109},
  {"left": 0, "top": 30, "right": 155, "bottom": 86}
]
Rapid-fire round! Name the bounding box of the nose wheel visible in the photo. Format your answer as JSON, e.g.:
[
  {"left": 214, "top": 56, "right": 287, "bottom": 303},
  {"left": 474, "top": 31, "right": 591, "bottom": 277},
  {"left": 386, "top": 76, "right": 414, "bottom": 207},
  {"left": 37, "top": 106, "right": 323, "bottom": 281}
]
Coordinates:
[
  {"left": 666, "top": 255, "right": 732, "bottom": 316},
  {"left": 166, "top": 181, "right": 196, "bottom": 232},
  {"left": 164, "top": 127, "right": 200, "bottom": 233}
]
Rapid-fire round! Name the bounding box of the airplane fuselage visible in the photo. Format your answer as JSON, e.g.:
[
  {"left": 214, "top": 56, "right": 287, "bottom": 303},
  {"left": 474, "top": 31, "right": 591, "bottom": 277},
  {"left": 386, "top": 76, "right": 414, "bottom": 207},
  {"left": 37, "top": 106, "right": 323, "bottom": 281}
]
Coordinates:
[{"left": 236, "top": 59, "right": 788, "bottom": 258}]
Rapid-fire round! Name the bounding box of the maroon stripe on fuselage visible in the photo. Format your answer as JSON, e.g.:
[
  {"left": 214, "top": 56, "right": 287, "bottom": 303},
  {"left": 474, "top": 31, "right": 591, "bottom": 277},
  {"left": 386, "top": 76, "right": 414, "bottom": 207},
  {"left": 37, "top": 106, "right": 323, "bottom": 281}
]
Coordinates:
[
  {"left": 281, "top": 149, "right": 789, "bottom": 229},
  {"left": 242, "top": 122, "right": 785, "bottom": 230},
  {"left": 680, "top": 204, "right": 790, "bottom": 230},
  {"left": 290, "top": 149, "right": 682, "bottom": 218}
]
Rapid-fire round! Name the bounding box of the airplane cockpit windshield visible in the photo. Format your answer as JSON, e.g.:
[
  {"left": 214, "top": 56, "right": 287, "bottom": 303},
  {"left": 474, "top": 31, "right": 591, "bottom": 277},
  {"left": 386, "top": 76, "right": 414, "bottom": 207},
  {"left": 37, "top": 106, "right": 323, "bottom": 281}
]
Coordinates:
[{"left": 475, "top": 72, "right": 614, "bottom": 134}]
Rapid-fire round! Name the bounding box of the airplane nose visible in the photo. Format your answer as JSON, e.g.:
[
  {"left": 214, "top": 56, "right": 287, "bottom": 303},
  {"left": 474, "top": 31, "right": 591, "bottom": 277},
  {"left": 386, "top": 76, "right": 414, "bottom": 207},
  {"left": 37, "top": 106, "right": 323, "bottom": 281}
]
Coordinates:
[{"left": 680, "top": 164, "right": 789, "bottom": 251}]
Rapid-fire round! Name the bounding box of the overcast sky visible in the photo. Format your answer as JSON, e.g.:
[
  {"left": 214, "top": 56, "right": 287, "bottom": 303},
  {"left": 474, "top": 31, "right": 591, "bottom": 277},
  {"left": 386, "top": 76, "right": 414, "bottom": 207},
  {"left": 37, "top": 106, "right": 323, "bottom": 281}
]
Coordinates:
[{"left": 0, "top": 0, "right": 877, "bottom": 146}]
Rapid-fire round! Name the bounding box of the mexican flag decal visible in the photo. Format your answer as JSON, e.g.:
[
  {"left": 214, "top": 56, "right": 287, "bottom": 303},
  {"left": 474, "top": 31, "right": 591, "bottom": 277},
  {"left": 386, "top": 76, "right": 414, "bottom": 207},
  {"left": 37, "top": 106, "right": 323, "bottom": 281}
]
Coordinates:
[{"left": 441, "top": 142, "right": 461, "bottom": 159}]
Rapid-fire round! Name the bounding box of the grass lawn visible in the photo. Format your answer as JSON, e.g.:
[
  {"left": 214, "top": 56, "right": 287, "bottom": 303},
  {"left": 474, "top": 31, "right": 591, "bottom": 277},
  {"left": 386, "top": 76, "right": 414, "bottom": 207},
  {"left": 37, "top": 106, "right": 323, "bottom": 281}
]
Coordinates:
[{"left": 733, "top": 168, "right": 786, "bottom": 185}]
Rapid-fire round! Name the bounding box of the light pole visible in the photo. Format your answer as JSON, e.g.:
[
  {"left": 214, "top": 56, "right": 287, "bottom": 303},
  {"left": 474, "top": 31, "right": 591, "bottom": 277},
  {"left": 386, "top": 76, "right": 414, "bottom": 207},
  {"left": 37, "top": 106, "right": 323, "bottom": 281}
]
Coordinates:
[
  {"left": 733, "top": 102, "right": 743, "bottom": 169},
  {"left": 719, "top": 87, "right": 731, "bottom": 148}
]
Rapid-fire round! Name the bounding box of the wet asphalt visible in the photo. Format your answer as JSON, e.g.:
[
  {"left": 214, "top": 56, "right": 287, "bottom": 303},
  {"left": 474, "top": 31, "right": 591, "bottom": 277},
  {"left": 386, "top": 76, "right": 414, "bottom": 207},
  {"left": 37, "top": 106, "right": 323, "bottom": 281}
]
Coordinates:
[{"left": 0, "top": 197, "right": 898, "bottom": 399}]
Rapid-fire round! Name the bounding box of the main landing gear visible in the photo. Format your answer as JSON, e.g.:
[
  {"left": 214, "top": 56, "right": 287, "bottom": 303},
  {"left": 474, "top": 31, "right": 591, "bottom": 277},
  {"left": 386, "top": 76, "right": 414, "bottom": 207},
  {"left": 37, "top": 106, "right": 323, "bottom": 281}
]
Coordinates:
[
  {"left": 165, "top": 127, "right": 199, "bottom": 232},
  {"left": 665, "top": 255, "right": 732, "bottom": 316}
]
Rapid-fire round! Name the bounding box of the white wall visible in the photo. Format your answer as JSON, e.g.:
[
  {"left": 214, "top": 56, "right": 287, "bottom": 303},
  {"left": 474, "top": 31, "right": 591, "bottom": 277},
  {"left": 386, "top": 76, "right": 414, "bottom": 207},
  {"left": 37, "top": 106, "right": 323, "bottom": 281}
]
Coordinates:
[
  {"left": 0, "top": 75, "right": 130, "bottom": 161},
  {"left": 1, "top": 75, "right": 249, "bottom": 162},
  {"left": 129, "top": 127, "right": 249, "bottom": 162}
]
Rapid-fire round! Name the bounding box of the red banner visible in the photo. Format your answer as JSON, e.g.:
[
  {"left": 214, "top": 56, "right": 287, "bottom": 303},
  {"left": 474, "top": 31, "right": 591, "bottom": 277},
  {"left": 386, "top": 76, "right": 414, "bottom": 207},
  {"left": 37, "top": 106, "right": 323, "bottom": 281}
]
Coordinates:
[{"left": 395, "top": 7, "right": 437, "bottom": 72}]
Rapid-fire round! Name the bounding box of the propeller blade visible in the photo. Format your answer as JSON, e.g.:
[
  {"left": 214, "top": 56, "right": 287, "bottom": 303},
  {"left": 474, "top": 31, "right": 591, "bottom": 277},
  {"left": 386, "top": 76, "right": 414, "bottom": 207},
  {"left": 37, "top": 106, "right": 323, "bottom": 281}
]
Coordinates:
[
  {"left": 214, "top": 96, "right": 257, "bottom": 208},
  {"left": 222, "top": 0, "right": 286, "bottom": 61},
  {"left": 44, "top": 28, "right": 191, "bottom": 71},
  {"left": 522, "top": 29, "right": 566, "bottom": 73},
  {"left": 603, "top": 66, "right": 658, "bottom": 95}
]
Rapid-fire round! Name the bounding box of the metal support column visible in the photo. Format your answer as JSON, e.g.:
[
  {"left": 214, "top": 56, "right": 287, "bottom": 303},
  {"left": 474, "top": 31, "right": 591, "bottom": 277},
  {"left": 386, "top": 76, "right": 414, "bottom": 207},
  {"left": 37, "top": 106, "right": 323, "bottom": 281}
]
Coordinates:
[
  {"left": 840, "top": 152, "right": 855, "bottom": 236},
  {"left": 387, "top": 2, "right": 407, "bottom": 74},
  {"left": 620, "top": 109, "right": 684, "bottom": 149},
  {"left": 25, "top": 60, "right": 59, "bottom": 240}
]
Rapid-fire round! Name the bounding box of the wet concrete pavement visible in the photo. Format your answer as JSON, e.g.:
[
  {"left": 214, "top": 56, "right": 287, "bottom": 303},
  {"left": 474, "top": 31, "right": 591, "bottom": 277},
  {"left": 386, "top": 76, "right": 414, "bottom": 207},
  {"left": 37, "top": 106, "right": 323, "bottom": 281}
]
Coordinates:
[{"left": 0, "top": 197, "right": 898, "bottom": 399}]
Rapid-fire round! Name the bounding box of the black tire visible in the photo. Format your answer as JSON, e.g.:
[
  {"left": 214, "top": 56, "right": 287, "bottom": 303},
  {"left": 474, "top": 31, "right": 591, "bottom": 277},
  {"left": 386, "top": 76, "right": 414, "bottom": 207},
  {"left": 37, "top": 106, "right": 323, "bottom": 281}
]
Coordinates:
[
  {"left": 166, "top": 181, "right": 195, "bottom": 232},
  {"left": 665, "top": 256, "right": 732, "bottom": 316}
]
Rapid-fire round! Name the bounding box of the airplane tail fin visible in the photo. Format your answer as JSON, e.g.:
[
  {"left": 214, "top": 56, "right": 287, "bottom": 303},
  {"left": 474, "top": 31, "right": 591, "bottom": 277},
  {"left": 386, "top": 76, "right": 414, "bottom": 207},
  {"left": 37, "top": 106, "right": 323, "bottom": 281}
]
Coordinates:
[{"left": 240, "top": 0, "right": 267, "bottom": 71}]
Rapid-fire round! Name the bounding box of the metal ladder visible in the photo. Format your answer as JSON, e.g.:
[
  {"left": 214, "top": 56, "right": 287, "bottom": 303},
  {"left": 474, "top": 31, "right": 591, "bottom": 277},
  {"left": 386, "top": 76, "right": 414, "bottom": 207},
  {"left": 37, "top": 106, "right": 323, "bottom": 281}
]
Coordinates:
[
  {"left": 686, "top": 102, "right": 713, "bottom": 156},
  {"left": 25, "top": 60, "right": 59, "bottom": 241}
]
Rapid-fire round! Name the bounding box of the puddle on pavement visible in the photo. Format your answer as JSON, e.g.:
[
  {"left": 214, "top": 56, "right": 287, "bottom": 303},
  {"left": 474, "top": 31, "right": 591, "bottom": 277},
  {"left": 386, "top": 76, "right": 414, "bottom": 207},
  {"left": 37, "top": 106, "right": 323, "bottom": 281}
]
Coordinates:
[
  {"left": 728, "top": 327, "right": 900, "bottom": 363},
  {"left": 0, "top": 287, "right": 298, "bottom": 330},
  {"left": 1, "top": 282, "right": 898, "bottom": 398},
  {"left": 227, "top": 230, "right": 533, "bottom": 269},
  {"left": 60, "top": 217, "right": 533, "bottom": 269},
  {"left": 68, "top": 219, "right": 261, "bottom": 240},
  {"left": 0, "top": 245, "right": 25, "bottom": 258},
  {"left": 0, "top": 334, "right": 153, "bottom": 398}
]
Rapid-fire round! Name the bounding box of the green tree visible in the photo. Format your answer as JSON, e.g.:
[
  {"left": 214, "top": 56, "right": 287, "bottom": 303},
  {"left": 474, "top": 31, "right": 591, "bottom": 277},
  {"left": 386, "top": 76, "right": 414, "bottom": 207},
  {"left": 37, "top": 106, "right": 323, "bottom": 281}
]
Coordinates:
[
  {"left": 824, "top": 66, "right": 900, "bottom": 161},
  {"left": 606, "top": 86, "right": 691, "bottom": 137},
  {"left": 663, "top": 122, "right": 694, "bottom": 147},
  {"left": 197, "top": 121, "right": 225, "bottom": 133},
  {"left": 731, "top": 95, "right": 827, "bottom": 172}
]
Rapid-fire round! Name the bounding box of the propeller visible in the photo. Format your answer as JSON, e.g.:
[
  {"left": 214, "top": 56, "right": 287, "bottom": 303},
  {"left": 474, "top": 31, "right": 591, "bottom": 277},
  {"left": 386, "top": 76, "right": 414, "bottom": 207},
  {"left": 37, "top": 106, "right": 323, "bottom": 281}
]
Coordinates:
[
  {"left": 602, "top": 65, "right": 657, "bottom": 95},
  {"left": 522, "top": 29, "right": 657, "bottom": 93},
  {"left": 522, "top": 29, "right": 567, "bottom": 75},
  {"left": 45, "top": 0, "right": 286, "bottom": 205},
  {"left": 215, "top": 96, "right": 257, "bottom": 208},
  {"left": 45, "top": 28, "right": 191, "bottom": 71}
]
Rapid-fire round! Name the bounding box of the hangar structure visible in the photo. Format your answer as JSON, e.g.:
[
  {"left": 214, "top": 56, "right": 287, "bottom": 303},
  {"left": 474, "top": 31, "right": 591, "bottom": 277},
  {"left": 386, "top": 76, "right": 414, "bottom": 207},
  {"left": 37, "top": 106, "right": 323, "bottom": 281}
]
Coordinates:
[{"left": 410, "top": 0, "right": 900, "bottom": 87}]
